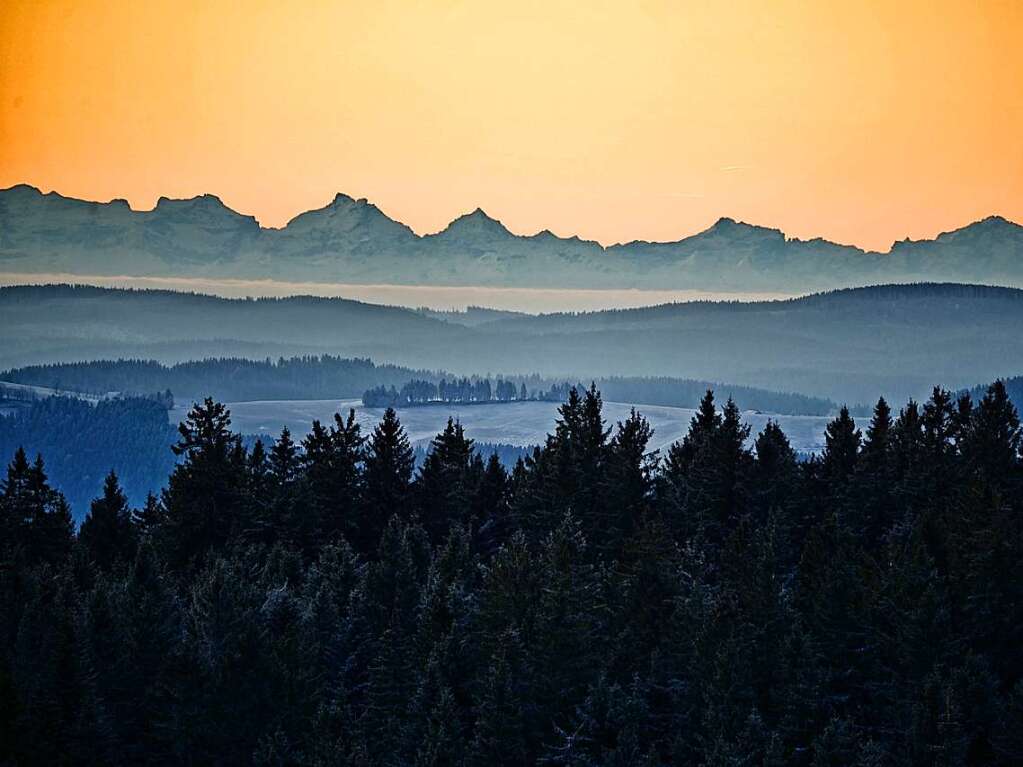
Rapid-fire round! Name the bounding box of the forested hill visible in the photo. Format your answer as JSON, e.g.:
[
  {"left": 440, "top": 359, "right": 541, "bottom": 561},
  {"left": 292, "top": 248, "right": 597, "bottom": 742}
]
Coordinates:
[
  {"left": 3, "top": 183, "right": 1021, "bottom": 292},
  {"left": 0, "top": 395, "right": 176, "bottom": 514},
  {"left": 970, "top": 375, "right": 1023, "bottom": 413},
  {"left": 4, "top": 282, "right": 1023, "bottom": 403},
  {"left": 478, "top": 282, "right": 1023, "bottom": 331},
  {"left": 2, "top": 356, "right": 837, "bottom": 416},
  {"left": 0, "top": 357, "right": 441, "bottom": 403},
  {"left": 2, "top": 382, "right": 1022, "bottom": 763}
]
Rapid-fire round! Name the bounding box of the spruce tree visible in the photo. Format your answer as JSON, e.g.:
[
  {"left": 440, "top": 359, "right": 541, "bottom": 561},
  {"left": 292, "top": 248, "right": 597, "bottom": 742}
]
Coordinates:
[
  {"left": 415, "top": 418, "right": 476, "bottom": 544},
  {"left": 131, "top": 492, "right": 165, "bottom": 540},
  {"left": 598, "top": 409, "right": 654, "bottom": 557},
  {"left": 78, "top": 471, "right": 137, "bottom": 572},
  {"left": 360, "top": 408, "right": 414, "bottom": 554},
  {"left": 857, "top": 397, "right": 895, "bottom": 546},
  {"left": 473, "top": 452, "right": 510, "bottom": 556},
  {"left": 301, "top": 413, "right": 367, "bottom": 545},
  {"left": 1, "top": 449, "right": 73, "bottom": 567},
  {"left": 822, "top": 406, "right": 861, "bottom": 483},
  {"left": 751, "top": 421, "right": 802, "bottom": 564},
  {"left": 269, "top": 426, "right": 299, "bottom": 486},
  {"left": 860, "top": 397, "right": 892, "bottom": 470},
  {"left": 159, "top": 398, "right": 249, "bottom": 571},
  {"left": 660, "top": 389, "right": 721, "bottom": 540},
  {"left": 0, "top": 446, "right": 33, "bottom": 560},
  {"left": 963, "top": 380, "right": 1021, "bottom": 489}
]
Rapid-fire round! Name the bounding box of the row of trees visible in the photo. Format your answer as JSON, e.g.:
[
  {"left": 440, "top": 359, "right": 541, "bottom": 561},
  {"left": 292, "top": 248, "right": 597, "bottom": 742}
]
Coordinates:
[
  {"left": 1, "top": 356, "right": 437, "bottom": 403},
  {"left": 5, "top": 356, "right": 850, "bottom": 416},
  {"left": 362, "top": 377, "right": 572, "bottom": 408},
  {"left": 2, "top": 382, "right": 1022, "bottom": 764}
]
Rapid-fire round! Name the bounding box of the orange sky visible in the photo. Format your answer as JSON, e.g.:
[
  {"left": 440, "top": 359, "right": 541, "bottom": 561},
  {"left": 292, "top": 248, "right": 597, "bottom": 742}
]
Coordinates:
[{"left": 1, "top": 0, "right": 1021, "bottom": 250}]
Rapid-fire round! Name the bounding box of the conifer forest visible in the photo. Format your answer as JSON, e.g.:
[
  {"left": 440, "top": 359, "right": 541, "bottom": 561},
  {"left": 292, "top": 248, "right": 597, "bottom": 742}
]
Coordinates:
[{"left": 3, "top": 383, "right": 1022, "bottom": 765}]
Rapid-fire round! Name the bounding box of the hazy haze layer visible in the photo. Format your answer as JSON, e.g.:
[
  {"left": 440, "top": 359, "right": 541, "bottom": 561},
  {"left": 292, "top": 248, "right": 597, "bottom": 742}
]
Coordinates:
[
  {"left": 0, "top": 272, "right": 793, "bottom": 313},
  {"left": 3, "top": 283, "right": 1021, "bottom": 405}
]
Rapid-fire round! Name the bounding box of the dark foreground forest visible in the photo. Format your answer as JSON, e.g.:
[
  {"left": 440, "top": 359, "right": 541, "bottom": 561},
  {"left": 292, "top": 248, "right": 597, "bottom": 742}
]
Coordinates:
[{"left": 2, "top": 383, "right": 1022, "bottom": 765}]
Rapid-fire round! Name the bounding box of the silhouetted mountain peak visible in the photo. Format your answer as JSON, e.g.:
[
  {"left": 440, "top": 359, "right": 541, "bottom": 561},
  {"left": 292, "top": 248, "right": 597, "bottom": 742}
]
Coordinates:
[
  {"left": 279, "top": 192, "right": 416, "bottom": 246},
  {"left": 1, "top": 183, "right": 44, "bottom": 198},
  {"left": 150, "top": 194, "right": 258, "bottom": 228},
  {"left": 890, "top": 215, "right": 1023, "bottom": 254},
  {"left": 962, "top": 214, "right": 1021, "bottom": 235},
  {"left": 438, "top": 207, "right": 511, "bottom": 238},
  {"left": 327, "top": 192, "right": 375, "bottom": 210},
  {"left": 155, "top": 192, "right": 214, "bottom": 207},
  {"left": 691, "top": 217, "right": 784, "bottom": 245}
]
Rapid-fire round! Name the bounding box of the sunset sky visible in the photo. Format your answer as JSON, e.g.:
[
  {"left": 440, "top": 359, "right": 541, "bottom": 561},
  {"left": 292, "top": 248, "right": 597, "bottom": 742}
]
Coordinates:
[{"left": 1, "top": 0, "right": 1021, "bottom": 251}]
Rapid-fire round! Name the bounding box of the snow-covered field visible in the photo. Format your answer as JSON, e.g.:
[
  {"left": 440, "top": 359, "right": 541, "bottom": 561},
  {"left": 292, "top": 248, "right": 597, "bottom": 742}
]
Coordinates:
[
  {"left": 170, "top": 398, "right": 832, "bottom": 454},
  {"left": 0, "top": 379, "right": 106, "bottom": 402}
]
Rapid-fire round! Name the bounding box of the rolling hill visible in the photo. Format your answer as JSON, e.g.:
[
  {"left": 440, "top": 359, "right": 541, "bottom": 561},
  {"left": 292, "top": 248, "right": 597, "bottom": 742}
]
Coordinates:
[{"left": 3, "top": 282, "right": 1022, "bottom": 404}]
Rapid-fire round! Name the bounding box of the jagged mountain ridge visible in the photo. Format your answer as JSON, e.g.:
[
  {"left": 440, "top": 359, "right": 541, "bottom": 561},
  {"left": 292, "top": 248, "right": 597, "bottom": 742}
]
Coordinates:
[{"left": 1, "top": 184, "right": 1020, "bottom": 291}]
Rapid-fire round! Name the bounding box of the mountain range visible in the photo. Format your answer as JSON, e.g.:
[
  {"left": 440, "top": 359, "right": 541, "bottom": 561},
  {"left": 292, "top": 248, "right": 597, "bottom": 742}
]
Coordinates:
[{"left": 1, "top": 184, "right": 1021, "bottom": 292}]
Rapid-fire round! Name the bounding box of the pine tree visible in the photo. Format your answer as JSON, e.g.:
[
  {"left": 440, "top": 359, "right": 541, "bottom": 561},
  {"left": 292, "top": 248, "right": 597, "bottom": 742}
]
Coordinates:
[
  {"left": 473, "top": 452, "right": 510, "bottom": 556},
  {"left": 247, "top": 438, "right": 270, "bottom": 497},
  {"left": 597, "top": 409, "right": 654, "bottom": 558},
  {"left": 301, "top": 412, "right": 367, "bottom": 545},
  {"left": 856, "top": 398, "right": 894, "bottom": 545},
  {"left": 664, "top": 389, "right": 720, "bottom": 481},
  {"left": 265, "top": 426, "right": 315, "bottom": 552},
  {"left": 921, "top": 386, "right": 958, "bottom": 465},
  {"left": 889, "top": 399, "right": 926, "bottom": 536},
  {"left": 360, "top": 408, "right": 414, "bottom": 554},
  {"left": 327, "top": 409, "right": 367, "bottom": 541},
  {"left": 78, "top": 471, "right": 137, "bottom": 572},
  {"left": 679, "top": 396, "right": 752, "bottom": 547},
  {"left": 269, "top": 426, "right": 299, "bottom": 486},
  {"left": 159, "top": 398, "right": 249, "bottom": 571},
  {"left": 1, "top": 448, "right": 73, "bottom": 567},
  {"left": 713, "top": 397, "right": 753, "bottom": 532},
  {"left": 415, "top": 418, "right": 476, "bottom": 544},
  {"left": 822, "top": 406, "right": 861, "bottom": 483},
  {"left": 660, "top": 389, "right": 722, "bottom": 541},
  {"left": 962, "top": 380, "right": 1021, "bottom": 490},
  {"left": 131, "top": 492, "right": 165, "bottom": 540},
  {"left": 860, "top": 397, "right": 892, "bottom": 472},
  {"left": 751, "top": 421, "right": 803, "bottom": 566},
  {"left": 1, "top": 446, "right": 33, "bottom": 560}
]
